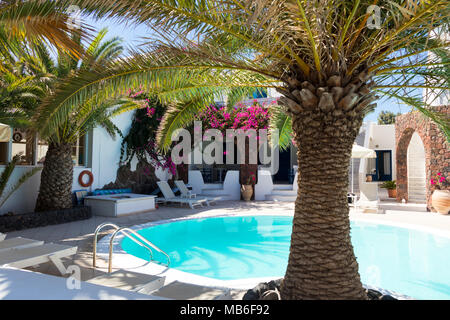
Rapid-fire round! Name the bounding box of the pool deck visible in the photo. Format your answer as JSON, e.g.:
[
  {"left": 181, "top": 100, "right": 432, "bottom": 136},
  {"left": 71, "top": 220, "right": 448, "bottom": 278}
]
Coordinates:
[{"left": 3, "top": 199, "right": 449, "bottom": 299}]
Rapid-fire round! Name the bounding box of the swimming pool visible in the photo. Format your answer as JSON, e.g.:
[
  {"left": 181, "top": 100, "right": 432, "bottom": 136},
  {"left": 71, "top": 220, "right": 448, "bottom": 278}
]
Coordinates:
[{"left": 121, "top": 215, "right": 450, "bottom": 299}]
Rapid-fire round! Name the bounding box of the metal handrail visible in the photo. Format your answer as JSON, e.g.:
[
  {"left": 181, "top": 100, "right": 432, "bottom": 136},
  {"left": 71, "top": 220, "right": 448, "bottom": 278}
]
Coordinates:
[
  {"left": 93, "top": 222, "right": 154, "bottom": 267},
  {"left": 108, "top": 227, "right": 170, "bottom": 273}
]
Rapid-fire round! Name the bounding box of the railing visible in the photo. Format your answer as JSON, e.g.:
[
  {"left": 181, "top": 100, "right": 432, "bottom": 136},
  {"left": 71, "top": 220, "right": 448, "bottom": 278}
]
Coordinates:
[
  {"left": 108, "top": 227, "right": 170, "bottom": 273},
  {"left": 92, "top": 222, "right": 170, "bottom": 273}
]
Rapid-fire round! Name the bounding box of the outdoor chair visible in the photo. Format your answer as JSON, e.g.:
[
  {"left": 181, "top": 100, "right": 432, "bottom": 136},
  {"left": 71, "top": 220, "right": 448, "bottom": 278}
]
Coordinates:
[
  {"left": 174, "top": 180, "right": 221, "bottom": 205},
  {"left": 0, "top": 267, "right": 156, "bottom": 300},
  {"left": 0, "top": 234, "right": 78, "bottom": 275},
  {"left": 0, "top": 267, "right": 231, "bottom": 300},
  {"left": 73, "top": 189, "right": 88, "bottom": 206},
  {"left": 156, "top": 181, "right": 207, "bottom": 209},
  {"left": 0, "top": 233, "right": 5, "bottom": 241},
  {"left": 357, "top": 183, "right": 382, "bottom": 213}
]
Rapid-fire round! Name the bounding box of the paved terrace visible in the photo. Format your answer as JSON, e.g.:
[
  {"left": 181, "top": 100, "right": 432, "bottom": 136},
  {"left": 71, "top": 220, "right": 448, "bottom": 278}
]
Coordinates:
[{"left": 4, "top": 199, "right": 450, "bottom": 299}]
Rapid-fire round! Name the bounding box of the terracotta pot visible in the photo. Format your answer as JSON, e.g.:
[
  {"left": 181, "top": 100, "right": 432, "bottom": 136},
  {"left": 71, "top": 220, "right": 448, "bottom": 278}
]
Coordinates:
[
  {"left": 241, "top": 184, "right": 253, "bottom": 201},
  {"left": 387, "top": 189, "right": 397, "bottom": 198},
  {"left": 432, "top": 190, "right": 450, "bottom": 215}
]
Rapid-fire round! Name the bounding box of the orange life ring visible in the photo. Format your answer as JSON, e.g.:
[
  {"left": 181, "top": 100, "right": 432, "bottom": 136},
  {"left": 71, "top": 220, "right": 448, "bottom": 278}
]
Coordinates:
[{"left": 78, "top": 170, "right": 94, "bottom": 187}]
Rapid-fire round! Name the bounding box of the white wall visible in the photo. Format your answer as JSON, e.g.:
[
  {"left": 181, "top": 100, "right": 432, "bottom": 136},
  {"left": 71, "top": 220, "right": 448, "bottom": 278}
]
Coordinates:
[
  {"left": 358, "top": 122, "right": 396, "bottom": 195},
  {"left": 0, "top": 110, "right": 145, "bottom": 215}
]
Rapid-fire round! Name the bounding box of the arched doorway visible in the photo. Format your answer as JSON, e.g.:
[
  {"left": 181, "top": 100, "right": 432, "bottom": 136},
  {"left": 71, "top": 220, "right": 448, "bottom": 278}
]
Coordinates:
[{"left": 407, "top": 132, "right": 426, "bottom": 203}]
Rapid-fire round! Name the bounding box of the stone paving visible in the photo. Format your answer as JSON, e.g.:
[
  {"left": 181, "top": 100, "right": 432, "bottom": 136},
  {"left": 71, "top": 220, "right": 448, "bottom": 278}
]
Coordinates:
[{"left": 3, "top": 199, "right": 450, "bottom": 299}]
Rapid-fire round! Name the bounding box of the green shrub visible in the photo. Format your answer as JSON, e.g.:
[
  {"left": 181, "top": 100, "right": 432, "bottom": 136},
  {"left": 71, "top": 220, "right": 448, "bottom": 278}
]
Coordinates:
[{"left": 380, "top": 180, "right": 396, "bottom": 190}]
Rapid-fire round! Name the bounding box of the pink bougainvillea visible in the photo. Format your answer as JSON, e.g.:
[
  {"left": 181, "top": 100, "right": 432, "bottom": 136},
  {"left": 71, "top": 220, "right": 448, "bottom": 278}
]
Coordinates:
[
  {"left": 430, "top": 173, "right": 448, "bottom": 190},
  {"left": 195, "top": 101, "right": 272, "bottom": 132}
]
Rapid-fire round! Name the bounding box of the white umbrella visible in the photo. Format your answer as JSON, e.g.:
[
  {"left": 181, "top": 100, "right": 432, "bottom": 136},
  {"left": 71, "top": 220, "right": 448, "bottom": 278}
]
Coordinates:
[
  {"left": 350, "top": 144, "right": 377, "bottom": 193},
  {"left": 0, "top": 123, "right": 11, "bottom": 142}
]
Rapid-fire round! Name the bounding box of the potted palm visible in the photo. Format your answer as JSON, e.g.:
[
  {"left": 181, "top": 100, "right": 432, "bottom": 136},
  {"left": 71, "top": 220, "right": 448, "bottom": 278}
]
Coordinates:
[
  {"left": 431, "top": 173, "right": 450, "bottom": 215},
  {"left": 380, "top": 181, "right": 397, "bottom": 198}
]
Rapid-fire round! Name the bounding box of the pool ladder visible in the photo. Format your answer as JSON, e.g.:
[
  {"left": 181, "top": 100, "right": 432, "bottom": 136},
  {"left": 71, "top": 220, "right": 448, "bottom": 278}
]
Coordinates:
[{"left": 93, "top": 222, "right": 170, "bottom": 273}]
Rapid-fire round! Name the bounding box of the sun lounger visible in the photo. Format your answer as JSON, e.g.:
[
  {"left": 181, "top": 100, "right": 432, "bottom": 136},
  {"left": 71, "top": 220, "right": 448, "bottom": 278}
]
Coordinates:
[
  {"left": 174, "top": 180, "right": 221, "bottom": 205},
  {"left": 0, "top": 242, "right": 78, "bottom": 275},
  {"left": 0, "top": 237, "right": 44, "bottom": 253},
  {"left": 0, "top": 233, "right": 5, "bottom": 241},
  {"left": 157, "top": 181, "right": 207, "bottom": 209},
  {"left": 0, "top": 267, "right": 160, "bottom": 300},
  {"left": 149, "top": 280, "right": 232, "bottom": 300},
  {"left": 357, "top": 183, "right": 383, "bottom": 213}
]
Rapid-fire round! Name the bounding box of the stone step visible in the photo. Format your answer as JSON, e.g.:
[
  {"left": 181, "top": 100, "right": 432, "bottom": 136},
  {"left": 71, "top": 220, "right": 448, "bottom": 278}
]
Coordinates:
[
  {"left": 272, "top": 184, "right": 294, "bottom": 190},
  {"left": 86, "top": 270, "right": 166, "bottom": 295},
  {"left": 200, "top": 193, "right": 232, "bottom": 201},
  {"left": 265, "top": 194, "right": 296, "bottom": 202},
  {"left": 379, "top": 202, "right": 427, "bottom": 212}
]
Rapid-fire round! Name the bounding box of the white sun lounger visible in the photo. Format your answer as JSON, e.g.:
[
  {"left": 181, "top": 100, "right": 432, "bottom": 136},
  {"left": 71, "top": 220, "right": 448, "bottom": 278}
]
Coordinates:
[
  {"left": 0, "top": 237, "right": 44, "bottom": 253},
  {"left": 157, "top": 181, "right": 207, "bottom": 209},
  {"left": 0, "top": 233, "right": 6, "bottom": 241},
  {"left": 357, "top": 183, "right": 382, "bottom": 213},
  {"left": 0, "top": 267, "right": 161, "bottom": 300},
  {"left": 0, "top": 242, "right": 78, "bottom": 275},
  {"left": 174, "top": 180, "right": 221, "bottom": 205}
]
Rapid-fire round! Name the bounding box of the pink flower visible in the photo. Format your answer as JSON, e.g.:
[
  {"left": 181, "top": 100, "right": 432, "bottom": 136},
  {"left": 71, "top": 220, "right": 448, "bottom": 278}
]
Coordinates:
[
  {"left": 437, "top": 172, "right": 441, "bottom": 176},
  {"left": 439, "top": 177, "right": 445, "bottom": 183},
  {"left": 430, "top": 179, "right": 436, "bottom": 185}
]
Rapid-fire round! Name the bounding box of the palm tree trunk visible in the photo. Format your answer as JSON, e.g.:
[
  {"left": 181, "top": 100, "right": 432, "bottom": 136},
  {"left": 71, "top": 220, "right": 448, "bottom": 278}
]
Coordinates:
[
  {"left": 279, "top": 73, "right": 374, "bottom": 299},
  {"left": 35, "top": 143, "right": 73, "bottom": 212}
]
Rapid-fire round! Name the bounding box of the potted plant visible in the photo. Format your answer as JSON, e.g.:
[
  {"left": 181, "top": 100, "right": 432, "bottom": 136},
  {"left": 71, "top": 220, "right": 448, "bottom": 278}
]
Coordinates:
[
  {"left": 380, "top": 180, "right": 397, "bottom": 198},
  {"left": 241, "top": 172, "right": 256, "bottom": 201},
  {"left": 430, "top": 173, "right": 450, "bottom": 215}
]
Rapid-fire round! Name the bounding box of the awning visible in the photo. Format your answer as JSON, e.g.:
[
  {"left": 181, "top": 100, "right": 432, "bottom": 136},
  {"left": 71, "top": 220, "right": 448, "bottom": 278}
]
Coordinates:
[
  {"left": 351, "top": 144, "right": 377, "bottom": 159},
  {"left": 0, "top": 123, "right": 11, "bottom": 142},
  {"left": 350, "top": 144, "right": 377, "bottom": 194}
]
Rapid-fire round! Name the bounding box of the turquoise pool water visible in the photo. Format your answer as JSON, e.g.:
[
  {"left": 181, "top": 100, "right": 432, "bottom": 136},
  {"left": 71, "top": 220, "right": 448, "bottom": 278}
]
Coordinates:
[{"left": 121, "top": 215, "right": 450, "bottom": 299}]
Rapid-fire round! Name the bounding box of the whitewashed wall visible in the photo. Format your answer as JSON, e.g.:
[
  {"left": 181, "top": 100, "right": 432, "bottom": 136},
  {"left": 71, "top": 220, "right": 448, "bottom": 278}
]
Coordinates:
[
  {"left": 0, "top": 110, "right": 173, "bottom": 215},
  {"left": 358, "top": 122, "right": 396, "bottom": 193}
]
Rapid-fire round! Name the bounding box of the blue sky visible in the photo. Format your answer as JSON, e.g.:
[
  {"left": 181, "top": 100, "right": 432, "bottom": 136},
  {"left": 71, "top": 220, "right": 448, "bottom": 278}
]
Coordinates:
[{"left": 84, "top": 16, "right": 413, "bottom": 123}]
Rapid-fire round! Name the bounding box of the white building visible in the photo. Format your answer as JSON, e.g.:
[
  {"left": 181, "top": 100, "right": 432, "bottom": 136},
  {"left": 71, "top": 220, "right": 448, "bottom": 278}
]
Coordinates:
[
  {"left": 0, "top": 90, "right": 399, "bottom": 216},
  {"left": 0, "top": 111, "right": 172, "bottom": 215}
]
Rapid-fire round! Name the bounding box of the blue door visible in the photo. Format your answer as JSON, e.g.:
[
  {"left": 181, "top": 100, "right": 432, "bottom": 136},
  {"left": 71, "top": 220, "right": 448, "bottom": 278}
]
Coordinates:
[{"left": 375, "top": 150, "right": 392, "bottom": 181}]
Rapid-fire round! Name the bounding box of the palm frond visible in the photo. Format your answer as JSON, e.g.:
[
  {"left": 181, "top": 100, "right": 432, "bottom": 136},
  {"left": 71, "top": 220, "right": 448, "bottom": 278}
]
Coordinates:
[{"left": 269, "top": 105, "right": 293, "bottom": 151}]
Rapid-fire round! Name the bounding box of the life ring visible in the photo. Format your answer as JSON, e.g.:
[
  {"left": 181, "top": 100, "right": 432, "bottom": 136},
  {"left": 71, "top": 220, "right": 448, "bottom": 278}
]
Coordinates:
[{"left": 78, "top": 170, "right": 94, "bottom": 187}]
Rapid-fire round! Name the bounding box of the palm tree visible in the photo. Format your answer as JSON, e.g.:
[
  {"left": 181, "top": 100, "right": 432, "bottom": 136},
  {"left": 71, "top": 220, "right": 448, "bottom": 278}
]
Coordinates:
[
  {"left": 0, "top": 0, "right": 95, "bottom": 70},
  {"left": 32, "top": 29, "right": 141, "bottom": 211},
  {"left": 37, "top": 0, "right": 449, "bottom": 299}
]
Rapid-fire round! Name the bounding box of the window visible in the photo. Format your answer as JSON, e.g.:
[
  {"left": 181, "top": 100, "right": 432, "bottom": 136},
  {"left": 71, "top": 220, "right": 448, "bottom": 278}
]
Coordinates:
[
  {"left": 11, "top": 129, "right": 34, "bottom": 165},
  {"left": 72, "top": 135, "right": 86, "bottom": 166},
  {"left": 366, "top": 158, "right": 376, "bottom": 175},
  {"left": 0, "top": 128, "right": 89, "bottom": 167}
]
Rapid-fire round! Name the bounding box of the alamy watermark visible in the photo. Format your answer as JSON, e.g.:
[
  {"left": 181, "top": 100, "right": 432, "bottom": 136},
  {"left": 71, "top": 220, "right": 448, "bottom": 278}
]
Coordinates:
[
  {"left": 65, "top": 264, "right": 81, "bottom": 290},
  {"left": 66, "top": 5, "right": 82, "bottom": 30},
  {"left": 366, "top": 5, "right": 382, "bottom": 30},
  {"left": 170, "top": 121, "right": 281, "bottom": 175}
]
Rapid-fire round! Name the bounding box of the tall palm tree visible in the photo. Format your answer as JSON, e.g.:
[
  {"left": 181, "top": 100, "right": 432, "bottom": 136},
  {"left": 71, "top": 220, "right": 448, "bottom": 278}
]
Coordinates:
[
  {"left": 37, "top": 0, "right": 449, "bottom": 299},
  {"left": 32, "top": 29, "right": 141, "bottom": 212}
]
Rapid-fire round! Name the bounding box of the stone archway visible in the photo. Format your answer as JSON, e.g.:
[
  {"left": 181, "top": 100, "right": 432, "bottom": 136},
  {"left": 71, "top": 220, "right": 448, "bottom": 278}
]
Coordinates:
[
  {"left": 395, "top": 106, "right": 450, "bottom": 211},
  {"left": 396, "top": 127, "right": 425, "bottom": 203},
  {"left": 407, "top": 132, "right": 426, "bottom": 202}
]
